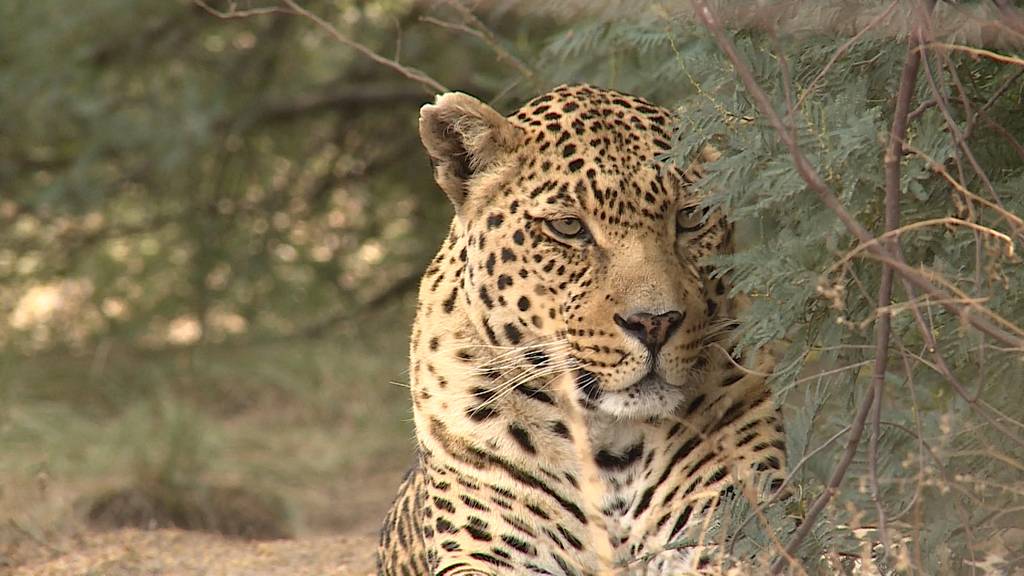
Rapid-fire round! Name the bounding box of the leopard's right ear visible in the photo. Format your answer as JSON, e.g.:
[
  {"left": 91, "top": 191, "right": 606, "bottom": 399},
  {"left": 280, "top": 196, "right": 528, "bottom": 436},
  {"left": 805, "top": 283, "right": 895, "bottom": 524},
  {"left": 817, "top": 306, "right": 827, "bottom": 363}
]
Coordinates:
[{"left": 419, "top": 92, "right": 521, "bottom": 208}]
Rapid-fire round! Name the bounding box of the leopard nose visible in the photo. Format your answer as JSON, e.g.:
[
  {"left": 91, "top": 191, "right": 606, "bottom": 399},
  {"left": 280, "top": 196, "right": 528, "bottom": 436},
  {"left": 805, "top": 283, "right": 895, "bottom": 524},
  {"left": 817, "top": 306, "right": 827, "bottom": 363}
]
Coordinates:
[{"left": 613, "top": 310, "right": 685, "bottom": 353}]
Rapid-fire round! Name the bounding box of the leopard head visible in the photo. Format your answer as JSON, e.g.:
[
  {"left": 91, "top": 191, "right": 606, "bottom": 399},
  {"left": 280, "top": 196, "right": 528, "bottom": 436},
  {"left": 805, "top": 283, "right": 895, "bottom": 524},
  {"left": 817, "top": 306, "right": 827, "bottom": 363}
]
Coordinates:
[{"left": 419, "top": 84, "right": 733, "bottom": 419}]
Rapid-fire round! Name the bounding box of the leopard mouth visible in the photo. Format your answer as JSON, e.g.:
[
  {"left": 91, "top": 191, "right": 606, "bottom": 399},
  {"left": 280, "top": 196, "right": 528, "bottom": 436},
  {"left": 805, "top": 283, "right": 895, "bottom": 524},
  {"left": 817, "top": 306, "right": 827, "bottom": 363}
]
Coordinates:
[{"left": 594, "top": 370, "right": 687, "bottom": 420}]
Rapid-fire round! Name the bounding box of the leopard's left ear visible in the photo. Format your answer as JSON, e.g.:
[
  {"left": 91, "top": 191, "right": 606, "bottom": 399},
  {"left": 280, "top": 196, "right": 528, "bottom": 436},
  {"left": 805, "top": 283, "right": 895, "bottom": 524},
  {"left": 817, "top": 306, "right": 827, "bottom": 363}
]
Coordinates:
[
  {"left": 419, "top": 92, "right": 522, "bottom": 209},
  {"left": 681, "top": 143, "right": 722, "bottom": 183}
]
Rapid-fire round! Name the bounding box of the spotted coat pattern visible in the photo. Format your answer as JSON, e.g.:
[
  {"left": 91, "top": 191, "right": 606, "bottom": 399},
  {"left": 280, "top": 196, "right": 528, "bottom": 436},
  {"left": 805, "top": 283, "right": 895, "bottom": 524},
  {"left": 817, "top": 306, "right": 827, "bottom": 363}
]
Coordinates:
[{"left": 377, "top": 85, "right": 786, "bottom": 576}]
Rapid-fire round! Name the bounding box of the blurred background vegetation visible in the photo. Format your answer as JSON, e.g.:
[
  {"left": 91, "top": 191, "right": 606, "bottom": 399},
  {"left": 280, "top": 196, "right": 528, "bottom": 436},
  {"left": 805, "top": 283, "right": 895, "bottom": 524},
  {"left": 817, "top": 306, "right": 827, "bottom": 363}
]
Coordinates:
[
  {"left": 0, "top": 0, "right": 509, "bottom": 558},
  {"left": 2, "top": 0, "right": 1023, "bottom": 574}
]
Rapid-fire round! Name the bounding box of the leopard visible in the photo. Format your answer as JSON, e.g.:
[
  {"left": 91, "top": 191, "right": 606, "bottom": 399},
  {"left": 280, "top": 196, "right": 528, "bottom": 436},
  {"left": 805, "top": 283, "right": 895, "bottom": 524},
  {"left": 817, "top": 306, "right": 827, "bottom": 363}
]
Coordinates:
[{"left": 377, "top": 84, "right": 787, "bottom": 576}]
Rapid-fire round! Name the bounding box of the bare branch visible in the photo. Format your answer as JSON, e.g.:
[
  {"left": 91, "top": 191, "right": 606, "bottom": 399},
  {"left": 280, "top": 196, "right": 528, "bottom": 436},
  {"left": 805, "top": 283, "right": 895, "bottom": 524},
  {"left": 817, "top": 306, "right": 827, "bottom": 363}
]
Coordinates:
[
  {"left": 993, "top": 0, "right": 1024, "bottom": 40},
  {"left": 726, "top": 424, "right": 851, "bottom": 558},
  {"left": 823, "top": 217, "right": 1017, "bottom": 272},
  {"left": 867, "top": 6, "right": 928, "bottom": 552},
  {"left": 897, "top": 282, "right": 1024, "bottom": 451},
  {"left": 192, "top": 0, "right": 447, "bottom": 94},
  {"left": 962, "top": 67, "right": 1024, "bottom": 145},
  {"left": 980, "top": 113, "right": 1024, "bottom": 164},
  {"left": 918, "top": 40, "right": 1005, "bottom": 214},
  {"left": 775, "top": 368, "right": 876, "bottom": 573},
  {"left": 245, "top": 83, "right": 433, "bottom": 125},
  {"left": 926, "top": 42, "right": 1024, "bottom": 67},
  {"left": 903, "top": 143, "right": 1024, "bottom": 237},
  {"left": 421, "top": 1, "right": 537, "bottom": 84},
  {"left": 688, "top": 0, "right": 949, "bottom": 569},
  {"left": 419, "top": 16, "right": 489, "bottom": 40},
  {"left": 193, "top": 0, "right": 290, "bottom": 18},
  {"left": 278, "top": 0, "right": 446, "bottom": 93},
  {"left": 300, "top": 271, "right": 421, "bottom": 339},
  {"left": 794, "top": 0, "right": 899, "bottom": 111},
  {"left": 906, "top": 97, "right": 936, "bottom": 121}
]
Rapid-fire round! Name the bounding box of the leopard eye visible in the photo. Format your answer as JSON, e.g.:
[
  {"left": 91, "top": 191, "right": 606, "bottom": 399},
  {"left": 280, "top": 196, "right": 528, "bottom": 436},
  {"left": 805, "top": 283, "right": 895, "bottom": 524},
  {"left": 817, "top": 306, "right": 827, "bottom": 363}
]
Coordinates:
[
  {"left": 544, "top": 217, "right": 588, "bottom": 241},
  {"left": 676, "top": 206, "right": 703, "bottom": 234}
]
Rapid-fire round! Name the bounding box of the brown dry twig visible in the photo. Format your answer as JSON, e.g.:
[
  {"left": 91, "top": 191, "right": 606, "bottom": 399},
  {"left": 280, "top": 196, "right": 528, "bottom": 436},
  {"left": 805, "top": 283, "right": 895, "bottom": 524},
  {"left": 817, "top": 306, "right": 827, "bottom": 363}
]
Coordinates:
[
  {"left": 962, "top": 67, "right": 1024, "bottom": 144},
  {"left": 925, "top": 43, "right": 1024, "bottom": 67},
  {"left": 726, "top": 424, "right": 852, "bottom": 558},
  {"left": 192, "top": 0, "right": 447, "bottom": 93},
  {"left": 193, "top": 0, "right": 287, "bottom": 18},
  {"left": 918, "top": 39, "right": 1003, "bottom": 217},
  {"left": 793, "top": 0, "right": 899, "bottom": 111},
  {"left": 866, "top": 2, "right": 929, "bottom": 551},
  {"left": 824, "top": 217, "right": 1016, "bottom": 274},
  {"left": 421, "top": 1, "right": 537, "bottom": 84},
  {"left": 903, "top": 143, "right": 1024, "bottom": 237}
]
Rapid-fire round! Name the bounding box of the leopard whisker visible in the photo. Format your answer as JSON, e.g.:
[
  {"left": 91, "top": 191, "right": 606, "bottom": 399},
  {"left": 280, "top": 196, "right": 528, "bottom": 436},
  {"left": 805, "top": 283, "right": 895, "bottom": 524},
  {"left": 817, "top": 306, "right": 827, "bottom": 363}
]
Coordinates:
[
  {"left": 471, "top": 365, "right": 581, "bottom": 413},
  {"left": 433, "top": 338, "right": 572, "bottom": 372}
]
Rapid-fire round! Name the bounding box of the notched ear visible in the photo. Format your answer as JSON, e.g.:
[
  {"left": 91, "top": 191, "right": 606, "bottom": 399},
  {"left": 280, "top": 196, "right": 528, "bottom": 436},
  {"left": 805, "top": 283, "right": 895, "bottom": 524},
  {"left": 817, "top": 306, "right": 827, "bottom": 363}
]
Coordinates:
[{"left": 419, "top": 92, "right": 521, "bottom": 208}]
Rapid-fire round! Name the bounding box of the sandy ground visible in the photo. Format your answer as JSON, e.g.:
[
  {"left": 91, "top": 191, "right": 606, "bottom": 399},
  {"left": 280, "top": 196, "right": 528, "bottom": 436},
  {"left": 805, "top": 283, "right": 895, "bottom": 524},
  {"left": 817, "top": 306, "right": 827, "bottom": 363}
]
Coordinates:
[
  {"left": 0, "top": 465, "right": 406, "bottom": 576},
  {"left": 5, "top": 528, "right": 378, "bottom": 576}
]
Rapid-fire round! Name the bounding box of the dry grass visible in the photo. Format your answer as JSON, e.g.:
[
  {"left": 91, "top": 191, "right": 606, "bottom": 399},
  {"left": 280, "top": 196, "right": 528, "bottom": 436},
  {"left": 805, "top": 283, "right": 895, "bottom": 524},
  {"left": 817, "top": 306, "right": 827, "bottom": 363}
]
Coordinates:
[{"left": 0, "top": 308, "right": 417, "bottom": 575}]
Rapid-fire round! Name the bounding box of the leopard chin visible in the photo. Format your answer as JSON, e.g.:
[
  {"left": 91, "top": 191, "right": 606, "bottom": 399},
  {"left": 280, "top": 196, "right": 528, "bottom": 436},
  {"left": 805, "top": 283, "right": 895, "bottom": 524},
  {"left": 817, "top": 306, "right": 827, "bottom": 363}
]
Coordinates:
[{"left": 593, "top": 373, "right": 689, "bottom": 420}]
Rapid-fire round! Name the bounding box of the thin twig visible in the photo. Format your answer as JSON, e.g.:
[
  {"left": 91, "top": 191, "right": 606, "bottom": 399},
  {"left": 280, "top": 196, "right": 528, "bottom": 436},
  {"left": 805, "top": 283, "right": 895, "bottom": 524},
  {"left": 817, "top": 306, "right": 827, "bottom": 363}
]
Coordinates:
[
  {"left": 739, "top": 478, "right": 805, "bottom": 574},
  {"left": 391, "top": 15, "right": 403, "bottom": 63},
  {"left": 793, "top": 0, "right": 899, "bottom": 111},
  {"left": 824, "top": 217, "right": 1016, "bottom": 273},
  {"left": 993, "top": 0, "right": 1024, "bottom": 39},
  {"left": 767, "top": 26, "right": 796, "bottom": 137},
  {"left": 903, "top": 144, "right": 1024, "bottom": 235},
  {"left": 193, "top": 0, "right": 447, "bottom": 93},
  {"left": 919, "top": 38, "right": 1003, "bottom": 211},
  {"left": 278, "top": 0, "right": 446, "bottom": 93},
  {"left": 962, "top": 67, "right": 1024, "bottom": 144},
  {"left": 981, "top": 113, "right": 1024, "bottom": 164},
  {"left": 906, "top": 97, "right": 936, "bottom": 121},
  {"left": 424, "top": 1, "right": 537, "bottom": 83},
  {"left": 7, "top": 519, "right": 67, "bottom": 555},
  {"left": 777, "top": 372, "right": 877, "bottom": 573},
  {"left": 727, "top": 425, "right": 851, "bottom": 555},
  {"left": 897, "top": 284, "right": 1024, "bottom": 451},
  {"left": 193, "top": 0, "right": 288, "bottom": 18},
  {"left": 925, "top": 42, "right": 1024, "bottom": 67}
]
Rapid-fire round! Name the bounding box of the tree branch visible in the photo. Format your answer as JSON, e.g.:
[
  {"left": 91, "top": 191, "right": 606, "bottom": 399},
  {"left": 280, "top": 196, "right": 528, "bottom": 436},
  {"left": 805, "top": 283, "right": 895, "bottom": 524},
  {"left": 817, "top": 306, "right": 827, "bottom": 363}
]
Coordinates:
[
  {"left": 925, "top": 42, "right": 1024, "bottom": 67},
  {"left": 193, "top": 0, "right": 288, "bottom": 18},
  {"left": 276, "top": 0, "right": 446, "bottom": 93},
  {"left": 962, "top": 67, "right": 1024, "bottom": 152},
  {"left": 421, "top": 0, "right": 537, "bottom": 84},
  {"left": 246, "top": 83, "right": 432, "bottom": 125},
  {"left": 193, "top": 0, "right": 447, "bottom": 94},
  {"left": 867, "top": 4, "right": 928, "bottom": 553},
  {"left": 793, "top": 0, "right": 899, "bottom": 111}
]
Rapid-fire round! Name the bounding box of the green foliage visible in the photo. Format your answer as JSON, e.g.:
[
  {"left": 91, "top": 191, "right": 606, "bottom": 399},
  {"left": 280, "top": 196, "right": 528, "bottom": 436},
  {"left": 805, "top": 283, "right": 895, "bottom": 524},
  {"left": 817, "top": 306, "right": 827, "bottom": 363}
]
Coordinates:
[{"left": 536, "top": 1, "right": 1024, "bottom": 572}]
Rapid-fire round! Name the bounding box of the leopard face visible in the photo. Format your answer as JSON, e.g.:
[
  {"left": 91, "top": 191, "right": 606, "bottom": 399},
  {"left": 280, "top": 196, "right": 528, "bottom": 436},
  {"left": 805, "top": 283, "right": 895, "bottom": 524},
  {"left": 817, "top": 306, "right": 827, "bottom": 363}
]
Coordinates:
[{"left": 420, "top": 84, "right": 730, "bottom": 419}]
